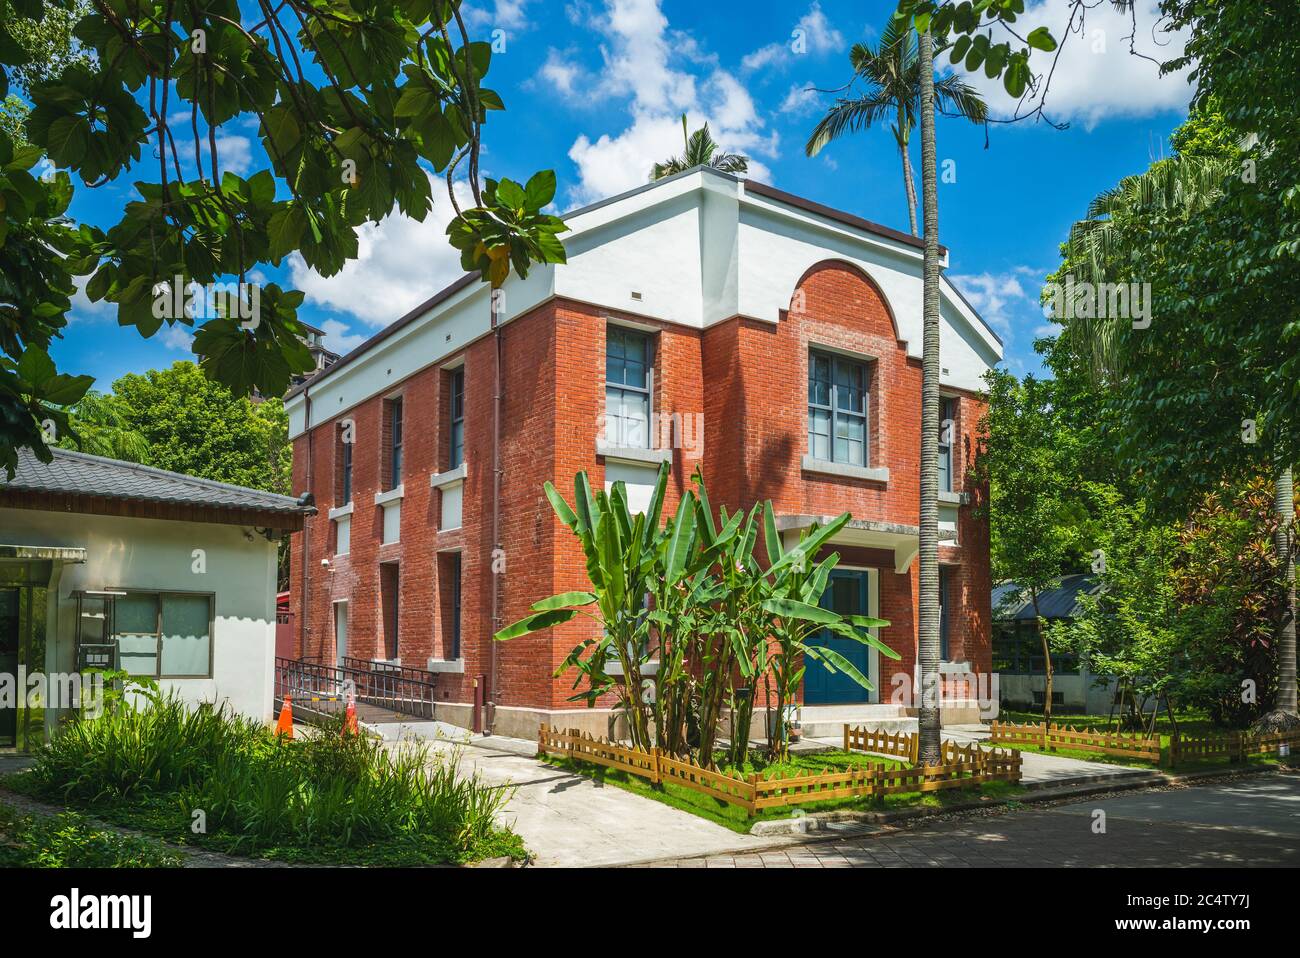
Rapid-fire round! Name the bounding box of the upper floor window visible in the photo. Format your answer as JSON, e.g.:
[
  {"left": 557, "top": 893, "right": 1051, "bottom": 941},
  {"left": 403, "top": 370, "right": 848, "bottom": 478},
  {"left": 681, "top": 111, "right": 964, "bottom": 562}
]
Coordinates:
[
  {"left": 338, "top": 427, "right": 353, "bottom": 504},
  {"left": 938, "top": 396, "right": 956, "bottom": 492},
  {"left": 449, "top": 369, "right": 465, "bottom": 469},
  {"left": 388, "top": 397, "right": 404, "bottom": 488},
  {"left": 605, "top": 325, "right": 653, "bottom": 448},
  {"left": 808, "top": 350, "right": 868, "bottom": 467}
]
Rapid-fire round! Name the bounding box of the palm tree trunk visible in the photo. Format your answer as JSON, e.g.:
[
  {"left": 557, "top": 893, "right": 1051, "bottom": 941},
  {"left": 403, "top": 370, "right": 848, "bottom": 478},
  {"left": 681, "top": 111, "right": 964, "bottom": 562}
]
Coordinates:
[
  {"left": 1256, "top": 467, "right": 1298, "bottom": 732},
  {"left": 916, "top": 26, "right": 943, "bottom": 766},
  {"left": 898, "top": 124, "right": 919, "bottom": 237}
]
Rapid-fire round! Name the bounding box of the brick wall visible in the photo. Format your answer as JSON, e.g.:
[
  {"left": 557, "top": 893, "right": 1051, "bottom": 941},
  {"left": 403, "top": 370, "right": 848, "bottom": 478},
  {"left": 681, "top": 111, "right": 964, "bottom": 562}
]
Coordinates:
[{"left": 289, "top": 259, "right": 992, "bottom": 719}]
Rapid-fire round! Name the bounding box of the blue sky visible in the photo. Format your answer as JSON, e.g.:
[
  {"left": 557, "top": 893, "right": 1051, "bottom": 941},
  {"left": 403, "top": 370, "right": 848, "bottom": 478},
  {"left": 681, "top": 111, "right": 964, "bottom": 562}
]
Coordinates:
[{"left": 51, "top": 0, "right": 1194, "bottom": 389}]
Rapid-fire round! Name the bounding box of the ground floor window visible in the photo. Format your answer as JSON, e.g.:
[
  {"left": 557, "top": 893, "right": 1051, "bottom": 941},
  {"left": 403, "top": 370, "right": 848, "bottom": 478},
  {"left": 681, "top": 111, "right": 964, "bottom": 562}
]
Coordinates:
[
  {"left": 112, "top": 591, "right": 214, "bottom": 678},
  {"left": 380, "top": 563, "right": 400, "bottom": 660},
  {"left": 992, "top": 619, "right": 1080, "bottom": 675},
  {"left": 939, "top": 565, "right": 951, "bottom": 660}
]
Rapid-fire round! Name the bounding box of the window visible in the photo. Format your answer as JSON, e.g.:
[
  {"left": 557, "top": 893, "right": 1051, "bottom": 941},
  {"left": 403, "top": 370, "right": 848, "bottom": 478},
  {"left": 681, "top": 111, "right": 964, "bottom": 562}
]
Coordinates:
[
  {"left": 112, "top": 591, "right": 213, "bottom": 678},
  {"left": 605, "top": 326, "right": 653, "bottom": 448},
  {"left": 380, "top": 564, "right": 400, "bottom": 660},
  {"left": 449, "top": 368, "right": 465, "bottom": 469},
  {"left": 450, "top": 552, "right": 461, "bottom": 660},
  {"left": 335, "top": 515, "right": 351, "bottom": 555},
  {"left": 939, "top": 566, "right": 951, "bottom": 660},
  {"left": 389, "top": 397, "right": 404, "bottom": 488},
  {"left": 808, "top": 350, "right": 868, "bottom": 466},
  {"left": 938, "top": 396, "right": 956, "bottom": 492},
  {"left": 339, "top": 429, "right": 353, "bottom": 504},
  {"left": 992, "top": 619, "right": 1080, "bottom": 675}
]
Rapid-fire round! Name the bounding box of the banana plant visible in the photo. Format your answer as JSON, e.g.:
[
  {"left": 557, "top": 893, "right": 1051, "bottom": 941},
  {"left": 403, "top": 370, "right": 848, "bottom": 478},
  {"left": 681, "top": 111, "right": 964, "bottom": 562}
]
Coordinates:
[
  {"left": 494, "top": 462, "right": 672, "bottom": 751},
  {"left": 759, "top": 501, "right": 899, "bottom": 760}
]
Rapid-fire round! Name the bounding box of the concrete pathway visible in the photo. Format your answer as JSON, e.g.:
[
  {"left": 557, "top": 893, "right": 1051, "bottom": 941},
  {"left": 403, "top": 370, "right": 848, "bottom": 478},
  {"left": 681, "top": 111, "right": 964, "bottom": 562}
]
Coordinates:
[
  {"left": 649, "top": 774, "right": 1300, "bottom": 868},
  {"left": 371, "top": 720, "right": 796, "bottom": 867}
]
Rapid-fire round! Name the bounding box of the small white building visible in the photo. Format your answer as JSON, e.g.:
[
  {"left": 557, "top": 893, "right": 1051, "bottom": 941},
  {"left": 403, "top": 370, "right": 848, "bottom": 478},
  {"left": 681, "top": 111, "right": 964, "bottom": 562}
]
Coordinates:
[{"left": 0, "top": 448, "right": 314, "bottom": 748}]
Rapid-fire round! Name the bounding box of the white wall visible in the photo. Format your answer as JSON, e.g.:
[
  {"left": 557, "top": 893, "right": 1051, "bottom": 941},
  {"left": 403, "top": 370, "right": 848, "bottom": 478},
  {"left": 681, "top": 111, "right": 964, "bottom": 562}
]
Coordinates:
[
  {"left": 1, "top": 507, "right": 279, "bottom": 722},
  {"left": 286, "top": 169, "right": 1004, "bottom": 439}
]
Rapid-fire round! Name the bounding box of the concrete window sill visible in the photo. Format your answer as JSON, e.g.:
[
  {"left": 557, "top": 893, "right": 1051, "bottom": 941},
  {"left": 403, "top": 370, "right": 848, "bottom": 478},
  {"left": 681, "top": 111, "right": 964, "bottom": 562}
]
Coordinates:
[
  {"left": 801, "top": 455, "right": 889, "bottom": 484},
  {"left": 327, "top": 502, "right": 354, "bottom": 520},
  {"left": 431, "top": 462, "right": 467, "bottom": 489},
  {"left": 938, "top": 490, "right": 969, "bottom": 506},
  {"left": 374, "top": 485, "right": 404, "bottom": 506},
  {"left": 595, "top": 443, "right": 672, "bottom": 467},
  {"left": 426, "top": 658, "right": 465, "bottom": 674}
]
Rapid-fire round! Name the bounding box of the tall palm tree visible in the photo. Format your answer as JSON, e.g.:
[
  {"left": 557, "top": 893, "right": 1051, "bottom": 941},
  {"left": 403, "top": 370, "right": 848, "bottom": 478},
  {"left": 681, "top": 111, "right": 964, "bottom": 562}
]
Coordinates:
[
  {"left": 60, "top": 390, "right": 150, "bottom": 462},
  {"left": 650, "top": 115, "right": 749, "bottom": 181},
  {"left": 1059, "top": 151, "right": 1298, "bottom": 730},
  {"left": 916, "top": 25, "right": 943, "bottom": 766},
  {"left": 805, "top": 17, "right": 986, "bottom": 237}
]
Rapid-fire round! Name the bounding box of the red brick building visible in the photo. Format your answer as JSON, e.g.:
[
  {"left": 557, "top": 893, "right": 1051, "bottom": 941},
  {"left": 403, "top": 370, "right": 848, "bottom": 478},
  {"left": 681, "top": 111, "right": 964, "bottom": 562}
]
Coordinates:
[{"left": 285, "top": 168, "right": 1003, "bottom": 738}]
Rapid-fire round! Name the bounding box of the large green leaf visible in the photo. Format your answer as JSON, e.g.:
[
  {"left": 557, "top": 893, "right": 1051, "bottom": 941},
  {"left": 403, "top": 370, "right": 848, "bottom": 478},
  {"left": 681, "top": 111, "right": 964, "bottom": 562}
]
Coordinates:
[
  {"left": 494, "top": 608, "right": 580, "bottom": 641},
  {"left": 762, "top": 597, "right": 840, "bottom": 626},
  {"left": 531, "top": 592, "right": 597, "bottom": 612}
]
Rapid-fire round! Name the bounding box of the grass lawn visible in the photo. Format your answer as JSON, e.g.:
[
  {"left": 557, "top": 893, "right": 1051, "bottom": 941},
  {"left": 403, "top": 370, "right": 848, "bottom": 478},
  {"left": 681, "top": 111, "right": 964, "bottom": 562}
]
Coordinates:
[
  {"left": 543, "top": 749, "right": 1024, "bottom": 834},
  {"left": 0, "top": 799, "right": 185, "bottom": 868}
]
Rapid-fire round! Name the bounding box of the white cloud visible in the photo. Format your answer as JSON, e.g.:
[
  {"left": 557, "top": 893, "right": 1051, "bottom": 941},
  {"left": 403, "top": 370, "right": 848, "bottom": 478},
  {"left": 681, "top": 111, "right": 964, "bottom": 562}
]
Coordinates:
[
  {"left": 160, "top": 323, "right": 194, "bottom": 352},
  {"left": 959, "top": 0, "right": 1192, "bottom": 130},
  {"left": 540, "top": 49, "right": 584, "bottom": 97},
  {"left": 288, "top": 177, "right": 473, "bottom": 327},
  {"left": 742, "top": 2, "right": 843, "bottom": 72},
  {"left": 949, "top": 266, "right": 1045, "bottom": 334},
  {"left": 319, "top": 318, "right": 369, "bottom": 354},
  {"left": 66, "top": 284, "right": 115, "bottom": 325},
  {"left": 560, "top": 0, "right": 777, "bottom": 206},
  {"left": 464, "top": 0, "right": 532, "bottom": 31},
  {"left": 214, "top": 135, "right": 253, "bottom": 175},
  {"left": 778, "top": 81, "right": 821, "bottom": 117}
]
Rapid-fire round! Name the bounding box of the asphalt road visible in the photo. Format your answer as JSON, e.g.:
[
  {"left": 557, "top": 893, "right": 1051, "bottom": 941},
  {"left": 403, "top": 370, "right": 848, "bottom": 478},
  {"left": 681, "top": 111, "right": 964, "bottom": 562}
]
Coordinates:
[{"left": 647, "top": 773, "right": 1300, "bottom": 868}]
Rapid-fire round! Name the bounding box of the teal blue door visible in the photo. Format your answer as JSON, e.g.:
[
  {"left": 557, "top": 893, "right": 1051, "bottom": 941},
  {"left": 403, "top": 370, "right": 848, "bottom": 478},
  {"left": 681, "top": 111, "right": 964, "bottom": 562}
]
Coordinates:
[{"left": 804, "top": 570, "right": 871, "bottom": 704}]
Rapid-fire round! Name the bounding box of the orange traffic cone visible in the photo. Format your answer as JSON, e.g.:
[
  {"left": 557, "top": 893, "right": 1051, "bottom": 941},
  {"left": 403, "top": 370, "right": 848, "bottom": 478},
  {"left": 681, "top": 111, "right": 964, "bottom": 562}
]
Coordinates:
[
  {"left": 343, "top": 692, "right": 359, "bottom": 737},
  {"left": 275, "top": 695, "right": 294, "bottom": 739}
]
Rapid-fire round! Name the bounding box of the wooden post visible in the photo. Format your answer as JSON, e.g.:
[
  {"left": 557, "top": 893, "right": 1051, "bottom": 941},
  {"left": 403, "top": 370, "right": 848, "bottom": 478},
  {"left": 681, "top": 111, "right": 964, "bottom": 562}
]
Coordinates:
[
  {"left": 537, "top": 722, "right": 548, "bottom": 759},
  {"left": 843, "top": 724, "right": 850, "bottom": 753}
]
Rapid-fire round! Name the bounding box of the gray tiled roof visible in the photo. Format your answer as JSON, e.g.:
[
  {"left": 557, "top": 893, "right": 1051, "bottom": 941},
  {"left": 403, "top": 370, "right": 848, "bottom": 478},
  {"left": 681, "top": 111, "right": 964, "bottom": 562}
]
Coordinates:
[
  {"left": 2, "top": 446, "right": 311, "bottom": 515},
  {"left": 992, "top": 574, "right": 1098, "bottom": 621}
]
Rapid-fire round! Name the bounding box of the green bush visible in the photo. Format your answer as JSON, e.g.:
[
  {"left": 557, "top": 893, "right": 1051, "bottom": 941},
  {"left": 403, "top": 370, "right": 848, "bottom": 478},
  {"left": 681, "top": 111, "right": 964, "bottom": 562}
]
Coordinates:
[
  {"left": 0, "top": 804, "right": 183, "bottom": 868},
  {"left": 27, "top": 696, "right": 521, "bottom": 864}
]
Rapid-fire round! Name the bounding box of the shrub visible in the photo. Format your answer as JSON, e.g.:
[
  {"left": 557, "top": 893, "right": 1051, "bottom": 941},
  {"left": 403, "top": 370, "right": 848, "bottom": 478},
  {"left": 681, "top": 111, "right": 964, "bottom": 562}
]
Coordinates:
[{"left": 27, "top": 695, "right": 520, "bottom": 864}]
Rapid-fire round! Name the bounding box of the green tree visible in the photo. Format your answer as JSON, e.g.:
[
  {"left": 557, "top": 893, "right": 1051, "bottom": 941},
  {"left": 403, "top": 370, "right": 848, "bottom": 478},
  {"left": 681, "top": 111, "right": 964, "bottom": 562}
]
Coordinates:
[
  {"left": 59, "top": 389, "right": 149, "bottom": 462},
  {"left": 977, "top": 368, "right": 1090, "bottom": 724},
  {"left": 92, "top": 360, "right": 291, "bottom": 494},
  {"left": 0, "top": 0, "right": 568, "bottom": 475},
  {"left": 805, "top": 16, "right": 985, "bottom": 237},
  {"left": 1050, "top": 100, "right": 1298, "bottom": 731},
  {"left": 650, "top": 114, "right": 748, "bottom": 181}
]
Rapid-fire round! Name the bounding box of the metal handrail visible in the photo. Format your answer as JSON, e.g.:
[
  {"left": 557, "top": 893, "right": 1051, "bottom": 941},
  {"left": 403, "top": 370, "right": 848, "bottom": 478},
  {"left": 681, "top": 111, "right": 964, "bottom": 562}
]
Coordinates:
[{"left": 274, "top": 656, "right": 439, "bottom": 721}]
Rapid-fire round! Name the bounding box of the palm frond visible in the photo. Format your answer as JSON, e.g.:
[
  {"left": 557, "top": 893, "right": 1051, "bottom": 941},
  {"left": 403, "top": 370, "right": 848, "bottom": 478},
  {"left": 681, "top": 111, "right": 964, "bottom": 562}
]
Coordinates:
[{"left": 804, "top": 94, "right": 892, "bottom": 156}]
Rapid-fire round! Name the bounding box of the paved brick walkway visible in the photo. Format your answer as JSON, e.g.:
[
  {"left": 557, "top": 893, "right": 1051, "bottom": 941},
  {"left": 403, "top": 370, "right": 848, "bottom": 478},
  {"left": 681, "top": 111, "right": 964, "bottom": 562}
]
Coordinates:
[{"left": 647, "top": 774, "right": 1300, "bottom": 868}]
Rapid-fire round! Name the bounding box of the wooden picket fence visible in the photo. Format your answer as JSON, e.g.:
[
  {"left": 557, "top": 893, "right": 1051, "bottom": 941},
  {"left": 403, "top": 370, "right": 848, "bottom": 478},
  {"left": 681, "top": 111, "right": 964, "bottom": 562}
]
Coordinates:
[
  {"left": 1167, "top": 728, "right": 1300, "bottom": 767},
  {"left": 988, "top": 719, "right": 1162, "bottom": 762},
  {"left": 843, "top": 725, "right": 919, "bottom": 762},
  {"left": 990, "top": 720, "right": 1300, "bottom": 767},
  {"left": 537, "top": 724, "right": 1021, "bottom": 817}
]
